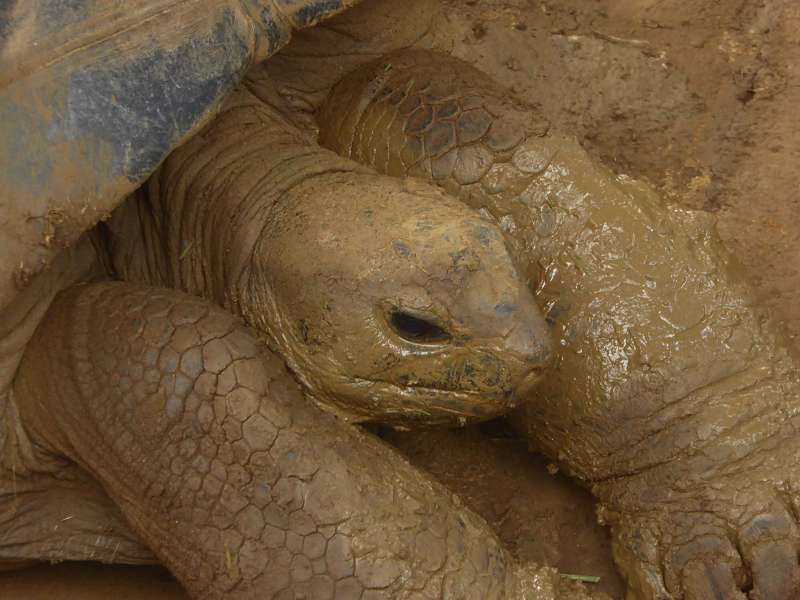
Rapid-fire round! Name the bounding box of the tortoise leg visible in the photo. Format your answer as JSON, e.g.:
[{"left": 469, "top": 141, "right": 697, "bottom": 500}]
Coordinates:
[{"left": 12, "top": 281, "right": 557, "bottom": 599}]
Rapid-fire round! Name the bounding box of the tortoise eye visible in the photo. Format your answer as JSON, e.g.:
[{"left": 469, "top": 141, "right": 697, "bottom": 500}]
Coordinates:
[{"left": 389, "top": 310, "right": 451, "bottom": 344}]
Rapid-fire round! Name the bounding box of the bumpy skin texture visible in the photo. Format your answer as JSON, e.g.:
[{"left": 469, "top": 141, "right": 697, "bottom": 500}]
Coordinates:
[
  {"left": 14, "top": 282, "right": 559, "bottom": 599},
  {"left": 318, "top": 50, "right": 800, "bottom": 599}
]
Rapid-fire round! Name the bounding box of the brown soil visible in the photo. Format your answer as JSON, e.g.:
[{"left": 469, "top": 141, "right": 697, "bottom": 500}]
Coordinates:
[{"left": 3, "top": 0, "right": 797, "bottom": 598}]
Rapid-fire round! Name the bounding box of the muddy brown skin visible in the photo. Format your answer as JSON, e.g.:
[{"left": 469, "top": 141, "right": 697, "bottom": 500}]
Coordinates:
[
  {"left": 317, "top": 49, "right": 800, "bottom": 599},
  {"left": 4, "top": 82, "right": 564, "bottom": 597}
]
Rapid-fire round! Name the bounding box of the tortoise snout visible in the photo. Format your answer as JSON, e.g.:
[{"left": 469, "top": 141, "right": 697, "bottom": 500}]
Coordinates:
[{"left": 502, "top": 304, "right": 554, "bottom": 369}]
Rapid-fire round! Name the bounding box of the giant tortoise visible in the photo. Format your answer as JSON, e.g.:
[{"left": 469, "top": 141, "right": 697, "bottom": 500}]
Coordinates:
[{"left": 4, "top": 1, "right": 800, "bottom": 599}]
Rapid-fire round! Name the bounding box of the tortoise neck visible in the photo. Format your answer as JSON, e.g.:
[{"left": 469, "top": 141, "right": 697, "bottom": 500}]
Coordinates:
[{"left": 107, "top": 87, "right": 363, "bottom": 317}]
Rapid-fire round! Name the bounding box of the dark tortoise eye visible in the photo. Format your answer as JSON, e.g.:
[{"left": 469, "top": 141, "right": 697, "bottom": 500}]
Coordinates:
[{"left": 389, "top": 310, "right": 451, "bottom": 344}]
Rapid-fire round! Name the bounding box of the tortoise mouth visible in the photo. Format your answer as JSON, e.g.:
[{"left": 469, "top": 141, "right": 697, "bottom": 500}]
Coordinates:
[
  {"left": 350, "top": 366, "right": 545, "bottom": 425},
  {"left": 393, "top": 365, "right": 545, "bottom": 399}
]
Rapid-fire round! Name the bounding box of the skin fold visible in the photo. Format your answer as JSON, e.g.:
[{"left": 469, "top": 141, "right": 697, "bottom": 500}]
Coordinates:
[{"left": 314, "top": 49, "right": 800, "bottom": 600}]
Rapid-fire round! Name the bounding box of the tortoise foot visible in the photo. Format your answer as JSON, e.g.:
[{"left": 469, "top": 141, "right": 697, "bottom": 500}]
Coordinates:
[{"left": 602, "top": 451, "right": 800, "bottom": 600}]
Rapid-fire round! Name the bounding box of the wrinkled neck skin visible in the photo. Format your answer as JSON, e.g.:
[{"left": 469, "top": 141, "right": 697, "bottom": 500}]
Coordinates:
[
  {"left": 312, "top": 49, "right": 800, "bottom": 497},
  {"left": 108, "top": 89, "right": 364, "bottom": 419}
]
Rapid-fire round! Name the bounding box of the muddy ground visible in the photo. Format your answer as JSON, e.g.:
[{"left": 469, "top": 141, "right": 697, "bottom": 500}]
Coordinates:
[{"left": 2, "top": 0, "right": 798, "bottom": 598}]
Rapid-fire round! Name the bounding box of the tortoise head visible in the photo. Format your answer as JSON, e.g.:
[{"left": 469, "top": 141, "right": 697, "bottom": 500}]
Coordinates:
[{"left": 249, "top": 174, "right": 552, "bottom": 426}]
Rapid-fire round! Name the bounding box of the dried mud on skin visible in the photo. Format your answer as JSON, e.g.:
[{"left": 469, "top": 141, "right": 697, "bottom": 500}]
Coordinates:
[{"left": 2, "top": 0, "right": 798, "bottom": 598}]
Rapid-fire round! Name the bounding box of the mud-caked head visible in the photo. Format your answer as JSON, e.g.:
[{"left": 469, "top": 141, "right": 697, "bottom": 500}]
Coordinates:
[{"left": 248, "top": 174, "right": 552, "bottom": 426}]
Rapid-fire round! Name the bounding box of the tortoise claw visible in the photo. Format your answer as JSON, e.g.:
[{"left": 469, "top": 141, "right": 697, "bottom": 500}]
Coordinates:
[
  {"left": 748, "top": 539, "right": 800, "bottom": 600},
  {"left": 682, "top": 560, "right": 747, "bottom": 600},
  {"left": 613, "top": 504, "right": 800, "bottom": 600},
  {"left": 739, "top": 511, "right": 800, "bottom": 600}
]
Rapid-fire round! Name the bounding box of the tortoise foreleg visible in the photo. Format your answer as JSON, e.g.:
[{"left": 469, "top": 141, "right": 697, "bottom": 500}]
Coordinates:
[{"left": 13, "top": 281, "right": 556, "bottom": 599}]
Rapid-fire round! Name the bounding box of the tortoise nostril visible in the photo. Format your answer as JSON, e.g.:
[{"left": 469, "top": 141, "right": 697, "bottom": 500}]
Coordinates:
[
  {"left": 504, "top": 317, "right": 554, "bottom": 369},
  {"left": 389, "top": 310, "right": 451, "bottom": 344}
]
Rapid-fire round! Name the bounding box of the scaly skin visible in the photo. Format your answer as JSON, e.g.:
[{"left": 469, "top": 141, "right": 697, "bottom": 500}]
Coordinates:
[
  {"left": 317, "top": 49, "right": 800, "bottom": 599},
  {"left": 14, "top": 281, "right": 560, "bottom": 599}
]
